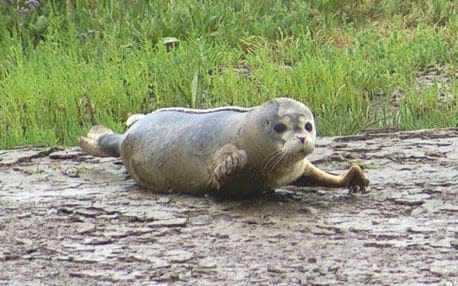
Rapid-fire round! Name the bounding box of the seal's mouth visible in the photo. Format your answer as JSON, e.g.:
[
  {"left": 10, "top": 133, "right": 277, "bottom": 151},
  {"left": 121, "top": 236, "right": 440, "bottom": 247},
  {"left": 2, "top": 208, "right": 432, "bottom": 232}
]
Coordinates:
[
  {"left": 299, "top": 149, "right": 308, "bottom": 155},
  {"left": 281, "top": 137, "right": 315, "bottom": 160},
  {"left": 298, "top": 149, "right": 312, "bottom": 158},
  {"left": 298, "top": 144, "right": 315, "bottom": 157}
]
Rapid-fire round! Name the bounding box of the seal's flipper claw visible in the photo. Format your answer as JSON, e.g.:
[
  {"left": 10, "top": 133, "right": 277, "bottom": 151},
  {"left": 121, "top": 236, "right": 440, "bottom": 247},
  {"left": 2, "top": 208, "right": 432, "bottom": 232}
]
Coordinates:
[{"left": 347, "top": 164, "right": 369, "bottom": 192}]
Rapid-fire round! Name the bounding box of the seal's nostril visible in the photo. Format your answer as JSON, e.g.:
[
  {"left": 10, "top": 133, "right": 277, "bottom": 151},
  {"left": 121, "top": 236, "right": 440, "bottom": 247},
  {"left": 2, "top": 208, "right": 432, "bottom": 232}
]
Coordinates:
[{"left": 298, "top": 137, "right": 305, "bottom": 144}]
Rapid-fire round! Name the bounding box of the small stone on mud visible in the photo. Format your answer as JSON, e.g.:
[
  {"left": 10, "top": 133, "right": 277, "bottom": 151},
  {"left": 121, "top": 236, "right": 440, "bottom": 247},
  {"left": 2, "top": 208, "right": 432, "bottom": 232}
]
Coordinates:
[
  {"left": 241, "top": 218, "right": 259, "bottom": 224},
  {"left": 198, "top": 258, "right": 217, "bottom": 269},
  {"left": 307, "top": 257, "right": 317, "bottom": 263},
  {"left": 71, "top": 255, "right": 106, "bottom": 264},
  {"left": 62, "top": 166, "right": 80, "bottom": 177},
  {"left": 16, "top": 212, "right": 31, "bottom": 218},
  {"left": 424, "top": 150, "right": 445, "bottom": 158},
  {"left": 439, "top": 204, "right": 458, "bottom": 212},
  {"left": 214, "top": 233, "right": 229, "bottom": 239},
  {"left": 421, "top": 188, "right": 442, "bottom": 194},
  {"left": 363, "top": 241, "right": 407, "bottom": 248},
  {"left": 77, "top": 223, "right": 96, "bottom": 235},
  {"left": 429, "top": 261, "right": 457, "bottom": 277},
  {"left": 299, "top": 206, "right": 318, "bottom": 216},
  {"left": 49, "top": 149, "right": 83, "bottom": 160},
  {"left": 83, "top": 236, "right": 112, "bottom": 245},
  {"left": 407, "top": 226, "right": 435, "bottom": 234},
  {"left": 98, "top": 157, "right": 118, "bottom": 163},
  {"left": 450, "top": 240, "right": 458, "bottom": 249},
  {"left": 15, "top": 238, "right": 34, "bottom": 245},
  {"left": 140, "top": 210, "right": 177, "bottom": 222},
  {"left": 267, "top": 265, "right": 286, "bottom": 273},
  {"left": 132, "top": 255, "right": 171, "bottom": 269},
  {"left": 166, "top": 250, "right": 193, "bottom": 263},
  {"left": 98, "top": 213, "right": 119, "bottom": 219},
  {"left": 157, "top": 196, "right": 171, "bottom": 204},
  {"left": 75, "top": 209, "right": 98, "bottom": 217},
  {"left": 148, "top": 218, "right": 188, "bottom": 227},
  {"left": 57, "top": 255, "right": 72, "bottom": 261},
  {"left": 47, "top": 208, "right": 59, "bottom": 216},
  {"left": 69, "top": 214, "right": 85, "bottom": 223},
  {"left": 390, "top": 194, "right": 430, "bottom": 206}
]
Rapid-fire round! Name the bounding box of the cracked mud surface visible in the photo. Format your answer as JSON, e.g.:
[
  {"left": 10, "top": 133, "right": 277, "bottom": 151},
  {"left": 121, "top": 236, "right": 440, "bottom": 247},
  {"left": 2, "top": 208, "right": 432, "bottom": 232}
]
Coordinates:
[{"left": 1, "top": 128, "right": 457, "bottom": 285}]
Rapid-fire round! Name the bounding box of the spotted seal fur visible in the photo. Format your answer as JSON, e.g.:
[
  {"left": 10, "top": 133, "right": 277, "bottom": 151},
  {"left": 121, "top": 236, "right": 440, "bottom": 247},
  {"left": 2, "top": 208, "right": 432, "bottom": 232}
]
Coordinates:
[{"left": 79, "top": 98, "right": 369, "bottom": 196}]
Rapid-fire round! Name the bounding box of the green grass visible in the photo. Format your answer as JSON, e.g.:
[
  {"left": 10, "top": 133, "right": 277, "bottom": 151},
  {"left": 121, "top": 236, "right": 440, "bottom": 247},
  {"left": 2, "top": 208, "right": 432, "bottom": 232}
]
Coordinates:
[{"left": 0, "top": 0, "right": 457, "bottom": 147}]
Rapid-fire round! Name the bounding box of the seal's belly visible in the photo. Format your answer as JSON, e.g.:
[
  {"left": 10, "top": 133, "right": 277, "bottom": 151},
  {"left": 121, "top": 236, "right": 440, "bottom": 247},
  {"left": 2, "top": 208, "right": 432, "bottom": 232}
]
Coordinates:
[
  {"left": 219, "top": 173, "right": 266, "bottom": 196},
  {"left": 121, "top": 133, "right": 213, "bottom": 194},
  {"left": 221, "top": 161, "right": 306, "bottom": 196}
]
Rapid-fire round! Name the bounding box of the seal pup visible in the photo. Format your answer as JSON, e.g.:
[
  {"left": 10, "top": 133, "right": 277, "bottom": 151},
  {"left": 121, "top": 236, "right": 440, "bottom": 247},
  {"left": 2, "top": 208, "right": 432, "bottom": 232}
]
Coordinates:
[{"left": 79, "top": 98, "right": 369, "bottom": 196}]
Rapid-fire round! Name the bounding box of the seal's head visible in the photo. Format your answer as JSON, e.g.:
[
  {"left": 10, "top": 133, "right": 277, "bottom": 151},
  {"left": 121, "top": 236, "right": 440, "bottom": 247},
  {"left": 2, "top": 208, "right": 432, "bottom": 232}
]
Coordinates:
[
  {"left": 245, "top": 98, "right": 316, "bottom": 167},
  {"left": 261, "top": 98, "right": 316, "bottom": 157}
]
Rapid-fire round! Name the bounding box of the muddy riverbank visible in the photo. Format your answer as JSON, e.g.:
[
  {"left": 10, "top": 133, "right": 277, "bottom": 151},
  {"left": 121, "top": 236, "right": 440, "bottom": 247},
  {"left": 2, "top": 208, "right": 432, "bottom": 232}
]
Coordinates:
[{"left": 1, "top": 128, "right": 457, "bottom": 285}]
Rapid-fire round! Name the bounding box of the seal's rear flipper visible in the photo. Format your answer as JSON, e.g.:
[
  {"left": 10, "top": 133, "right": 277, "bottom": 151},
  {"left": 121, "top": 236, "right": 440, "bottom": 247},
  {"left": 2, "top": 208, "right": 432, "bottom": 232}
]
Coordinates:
[
  {"left": 126, "top": 113, "right": 145, "bottom": 128},
  {"left": 79, "top": 125, "right": 123, "bottom": 157}
]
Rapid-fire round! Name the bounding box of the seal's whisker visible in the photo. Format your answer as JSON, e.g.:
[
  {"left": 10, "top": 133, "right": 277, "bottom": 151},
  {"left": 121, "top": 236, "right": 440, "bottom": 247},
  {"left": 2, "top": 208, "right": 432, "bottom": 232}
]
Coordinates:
[
  {"left": 263, "top": 150, "right": 283, "bottom": 173},
  {"left": 270, "top": 152, "right": 288, "bottom": 173},
  {"left": 262, "top": 153, "right": 275, "bottom": 172},
  {"left": 264, "top": 150, "right": 288, "bottom": 173}
]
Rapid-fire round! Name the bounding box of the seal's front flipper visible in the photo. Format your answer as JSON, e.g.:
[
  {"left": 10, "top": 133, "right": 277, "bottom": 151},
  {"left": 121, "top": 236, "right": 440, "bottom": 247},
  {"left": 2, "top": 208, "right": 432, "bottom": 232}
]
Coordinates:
[
  {"left": 79, "top": 125, "right": 123, "bottom": 157},
  {"left": 291, "top": 160, "right": 369, "bottom": 192},
  {"left": 210, "top": 144, "right": 247, "bottom": 190}
]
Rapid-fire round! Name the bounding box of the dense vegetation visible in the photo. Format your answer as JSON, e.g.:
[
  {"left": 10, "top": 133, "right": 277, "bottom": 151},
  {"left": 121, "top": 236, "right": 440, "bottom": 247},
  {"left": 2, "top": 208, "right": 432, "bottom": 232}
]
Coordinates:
[{"left": 0, "top": 0, "right": 457, "bottom": 147}]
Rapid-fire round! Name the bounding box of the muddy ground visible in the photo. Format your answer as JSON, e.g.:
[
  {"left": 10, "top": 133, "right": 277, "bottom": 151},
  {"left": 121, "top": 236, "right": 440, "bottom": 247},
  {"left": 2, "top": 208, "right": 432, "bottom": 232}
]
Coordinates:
[{"left": 0, "top": 128, "right": 457, "bottom": 285}]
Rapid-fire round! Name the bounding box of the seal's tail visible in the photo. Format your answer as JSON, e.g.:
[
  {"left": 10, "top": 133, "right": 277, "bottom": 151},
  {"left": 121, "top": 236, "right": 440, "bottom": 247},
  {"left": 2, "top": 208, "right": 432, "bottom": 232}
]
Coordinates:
[{"left": 79, "top": 125, "right": 123, "bottom": 157}]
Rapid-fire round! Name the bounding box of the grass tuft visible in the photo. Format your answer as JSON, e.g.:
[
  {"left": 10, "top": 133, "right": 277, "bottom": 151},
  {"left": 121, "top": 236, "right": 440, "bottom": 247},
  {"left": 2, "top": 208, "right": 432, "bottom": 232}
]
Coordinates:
[{"left": 0, "top": 0, "right": 457, "bottom": 147}]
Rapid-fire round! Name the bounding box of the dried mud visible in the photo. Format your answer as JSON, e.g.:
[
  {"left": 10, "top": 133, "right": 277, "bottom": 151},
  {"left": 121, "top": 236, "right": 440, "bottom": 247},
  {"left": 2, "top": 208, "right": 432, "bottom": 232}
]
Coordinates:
[{"left": 1, "top": 128, "right": 457, "bottom": 285}]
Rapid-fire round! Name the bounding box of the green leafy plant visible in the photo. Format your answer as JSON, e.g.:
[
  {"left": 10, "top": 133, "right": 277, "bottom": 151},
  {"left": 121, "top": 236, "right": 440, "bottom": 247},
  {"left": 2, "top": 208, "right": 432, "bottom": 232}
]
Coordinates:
[{"left": 0, "top": 0, "right": 457, "bottom": 147}]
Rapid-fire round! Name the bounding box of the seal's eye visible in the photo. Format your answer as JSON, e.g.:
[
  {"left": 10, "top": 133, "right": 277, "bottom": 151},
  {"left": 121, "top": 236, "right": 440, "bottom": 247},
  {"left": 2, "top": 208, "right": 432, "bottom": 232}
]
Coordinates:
[
  {"left": 305, "top": 122, "right": 313, "bottom": 132},
  {"left": 273, "top": 123, "right": 287, "bottom": 133}
]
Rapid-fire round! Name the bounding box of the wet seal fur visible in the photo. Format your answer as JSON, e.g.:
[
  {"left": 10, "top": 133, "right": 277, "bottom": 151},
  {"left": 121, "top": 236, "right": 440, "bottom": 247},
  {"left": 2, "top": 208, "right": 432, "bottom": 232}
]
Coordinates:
[{"left": 79, "top": 98, "right": 369, "bottom": 196}]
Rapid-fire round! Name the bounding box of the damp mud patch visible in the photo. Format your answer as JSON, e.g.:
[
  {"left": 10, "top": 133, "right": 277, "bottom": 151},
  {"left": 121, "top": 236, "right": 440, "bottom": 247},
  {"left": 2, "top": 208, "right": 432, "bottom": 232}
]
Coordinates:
[{"left": 1, "top": 128, "right": 457, "bottom": 285}]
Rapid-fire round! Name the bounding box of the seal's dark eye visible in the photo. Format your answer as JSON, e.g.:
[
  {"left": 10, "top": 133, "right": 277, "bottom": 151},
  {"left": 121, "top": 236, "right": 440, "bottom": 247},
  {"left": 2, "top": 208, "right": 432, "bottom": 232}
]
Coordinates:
[
  {"left": 273, "top": 123, "right": 287, "bottom": 133},
  {"left": 305, "top": 122, "right": 313, "bottom": 132}
]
